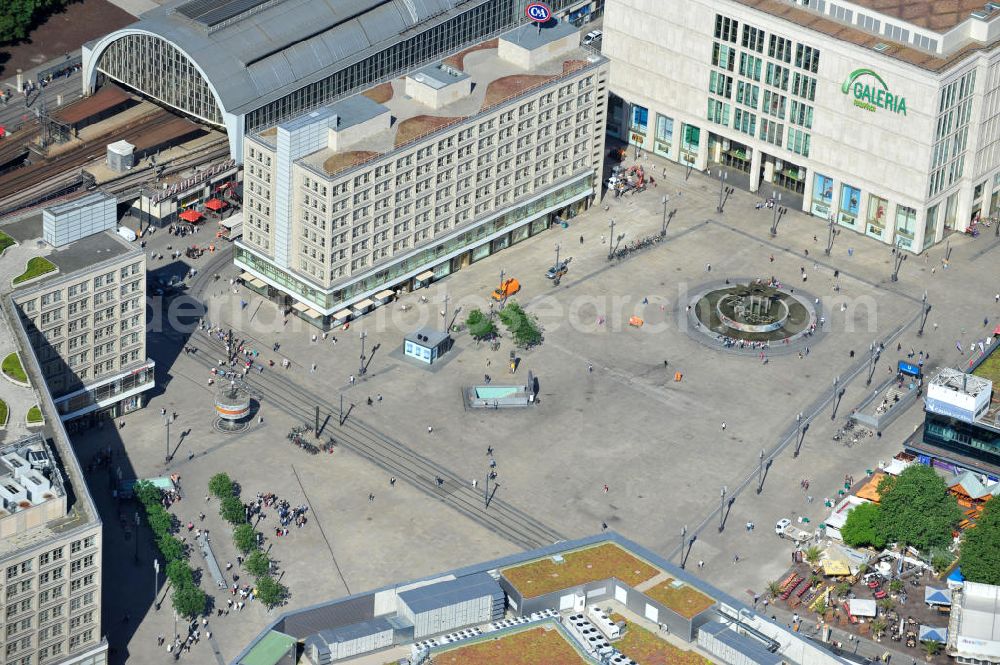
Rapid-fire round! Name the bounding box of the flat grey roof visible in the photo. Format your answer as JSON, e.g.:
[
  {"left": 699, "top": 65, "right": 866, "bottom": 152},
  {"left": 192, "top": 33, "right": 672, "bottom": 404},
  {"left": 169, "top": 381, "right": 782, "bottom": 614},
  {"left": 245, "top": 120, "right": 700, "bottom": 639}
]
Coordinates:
[
  {"left": 327, "top": 95, "right": 387, "bottom": 131},
  {"left": 316, "top": 617, "right": 394, "bottom": 644},
  {"left": 399, "top": 572, "right": 501, "bottom": 614},
  {"left": 409, "top": 62, "right": 469, "bottom": 89},
  {"left": 405, "top": 327, "right": 451, "bottom": 348},
  {"left": 701, "top": 622, "right": 784, "bottom": 665},
  {"left": 500, "top": 17, "right": 577, "bottom": 50},
  {"left": 102, "top": 0, "right": 490, "bottom": 117},
  {"left": 47, "top": 231, "right": 135, "bottom": 278},
  {"left": 44, "top": 191, "right": 116, "bottom": 216},
  {"left": 959, "top": 582, "right": 1000, "bottom": 641}
]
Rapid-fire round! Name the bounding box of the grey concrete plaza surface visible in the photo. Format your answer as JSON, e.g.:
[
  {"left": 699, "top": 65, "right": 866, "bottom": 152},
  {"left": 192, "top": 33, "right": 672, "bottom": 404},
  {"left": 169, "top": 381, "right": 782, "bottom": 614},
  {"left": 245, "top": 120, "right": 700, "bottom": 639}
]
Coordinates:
[{"left": 80, "top": 151, "right": 1000, "bottom": 664}]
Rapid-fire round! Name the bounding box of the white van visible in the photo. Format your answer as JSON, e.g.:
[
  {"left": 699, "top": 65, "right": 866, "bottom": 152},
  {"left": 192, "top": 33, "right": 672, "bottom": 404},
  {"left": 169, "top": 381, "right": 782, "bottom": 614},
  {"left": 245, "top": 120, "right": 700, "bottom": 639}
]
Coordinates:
[{"left": 116, "top": 226, "right": 137, "bottom": 242}]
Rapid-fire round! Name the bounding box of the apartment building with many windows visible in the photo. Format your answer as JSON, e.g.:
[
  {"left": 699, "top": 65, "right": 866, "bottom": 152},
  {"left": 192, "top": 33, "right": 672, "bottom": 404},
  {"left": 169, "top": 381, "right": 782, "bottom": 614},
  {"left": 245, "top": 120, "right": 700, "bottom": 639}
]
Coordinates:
[
  {"left": 235, "top": 20, "right": 608, "bottom": 327},
  {"left": 604, "top": 0, "right": 1000, "bottom": 252},
  {"left": 8, "top": 223, "right": 153, "bottom": 429}
]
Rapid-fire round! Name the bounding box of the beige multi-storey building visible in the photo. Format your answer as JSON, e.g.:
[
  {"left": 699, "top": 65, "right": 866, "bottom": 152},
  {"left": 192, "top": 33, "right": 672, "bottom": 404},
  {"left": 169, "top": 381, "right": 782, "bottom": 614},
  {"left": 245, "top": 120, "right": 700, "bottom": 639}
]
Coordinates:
[
  {"left": 10, "top": 228, "right": 153, "bottom": 430},
  {"left": 0, "top": 306, "right": 107, "bottom": 665},
  {"left": 235, "top": 20, "right": 608, "bottom": 327}
]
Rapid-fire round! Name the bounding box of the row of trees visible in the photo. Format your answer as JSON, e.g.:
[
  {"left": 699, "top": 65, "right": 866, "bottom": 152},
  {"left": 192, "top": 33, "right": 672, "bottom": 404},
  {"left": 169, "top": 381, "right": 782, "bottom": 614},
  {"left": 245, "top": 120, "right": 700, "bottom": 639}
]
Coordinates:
[
  {"left": 134, "top": 481, "right": 207, "bottom": 619},
  {"left": 841, "top": 465, "right": 962, "bottom": 552},
  {"left": 466, "top": 300, "right": 542, "bottom": 347},
  {"left": 208, "top": 473, "right": 288, "bottom": 609}
]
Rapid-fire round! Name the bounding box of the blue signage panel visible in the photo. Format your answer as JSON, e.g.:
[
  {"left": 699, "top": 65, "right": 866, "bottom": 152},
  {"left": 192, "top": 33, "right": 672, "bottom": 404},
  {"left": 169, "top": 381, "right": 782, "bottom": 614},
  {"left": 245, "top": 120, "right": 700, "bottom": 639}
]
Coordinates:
[
  {"left": 898, "top": 360, "right": 920, "bottom": 376},
  {"left": 924, "top": 397, "right": 975, "bottom": 423},
  {"left": 525, "top": 1, "right": 552, "bottom": 22}
]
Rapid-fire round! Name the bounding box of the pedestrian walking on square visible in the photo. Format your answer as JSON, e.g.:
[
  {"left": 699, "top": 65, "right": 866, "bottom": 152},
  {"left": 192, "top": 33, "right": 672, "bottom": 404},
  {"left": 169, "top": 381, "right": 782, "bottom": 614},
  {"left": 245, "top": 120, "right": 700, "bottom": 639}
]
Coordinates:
[
  {"left": 427, "top": 426, "right": 433, "bottom": 433},
  {"left": 721, "top": 421, "right": 727, "bottom": 430},
  {"left": 698, "top": 560, "right": 705, "bottom": 569},
  {"left": 368, "top": 493, "right": 374, "bottom": 502}
]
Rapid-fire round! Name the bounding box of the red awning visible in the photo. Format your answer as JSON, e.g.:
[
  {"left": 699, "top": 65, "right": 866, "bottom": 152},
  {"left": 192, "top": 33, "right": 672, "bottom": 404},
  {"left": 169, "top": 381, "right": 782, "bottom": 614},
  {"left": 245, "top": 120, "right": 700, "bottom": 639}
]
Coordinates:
[
  {"left": 204, "top": 198, "right": 226, "bottom": 211},
  {"left": 178, "top": 209, "right": 203, "bottom": 222},
  {"left": 994, "top": 324, "right": 1000, "bottom": 336}
]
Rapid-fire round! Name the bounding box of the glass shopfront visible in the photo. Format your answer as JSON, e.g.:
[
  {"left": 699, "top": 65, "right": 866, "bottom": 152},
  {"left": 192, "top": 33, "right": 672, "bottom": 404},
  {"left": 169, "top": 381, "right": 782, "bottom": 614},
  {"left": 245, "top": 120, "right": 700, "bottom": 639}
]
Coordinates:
[
  {"left": 838, "top": 183, "right": 860, "bottom": 227},
  {"left": 944, "top": 192, "right": 958, "bottom": 234},
  {"left": 866, "top": 194, "right": 888, "bottom": 240},
  {"left": 923, "top": 204, "right": 939, "bottom": 250},
  {"left": 680, "top": 124, "right": 700, "bottom": 165},
  {"left": 895, "top": 204, "right": 916, "bottom": 250},
  {"left": 811, "top": 173, "right": 834, "bottom": 217},
  {"left": 654, "top": 114, "right": 674, "bottom": 158},
  {"left": 629, "top": 104, "right": 648, "bottom": 146}
]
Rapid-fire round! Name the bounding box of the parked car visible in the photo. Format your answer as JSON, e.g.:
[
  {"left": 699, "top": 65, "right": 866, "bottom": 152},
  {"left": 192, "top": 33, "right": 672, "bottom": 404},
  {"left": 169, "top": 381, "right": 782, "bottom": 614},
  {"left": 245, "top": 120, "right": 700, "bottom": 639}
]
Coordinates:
[
  {"left": 546, "top": 258, "right": 571, "bottom": 279},
  {"left": 775, "top": 518, "right": 792, "bottom": 535},
  {"left": 583, "top": 30, "right": 603, "bottom": 45}
]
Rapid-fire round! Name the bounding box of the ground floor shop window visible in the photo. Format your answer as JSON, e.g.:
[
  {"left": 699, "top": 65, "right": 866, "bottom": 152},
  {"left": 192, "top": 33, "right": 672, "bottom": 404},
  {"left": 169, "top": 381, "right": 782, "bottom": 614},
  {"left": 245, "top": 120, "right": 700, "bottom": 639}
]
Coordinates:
[
  {"left": 608, "top": 95, "right": 624, "bottom": 139},
  {"left": 680, "top": 124, "right": 700, "bottom": 164},
  {"left": 471, "top": 243, "right": 490, "bottom": 262},
  {"left": 895, "top": 204, "right": 916, "bottom": 249},
  {"left": 629, "top": 104, "right": 648, "bottom": 146},
  {"left": 811, "top": 173, "right": 833, "bottom": 217},
  {"left": 866, "top": 194, "right": 888, "bottom": 239},
  {"left": 924, "top": 204, "right": 939, "bottom": 250},
  {"left": 654, "top": 114, "right": 673, "bottom": 158},
  {"left": 838, "top": 183, "right": 860, "bottom": 227},
  {"left": 944, "top": 192, "right": 958, "bottom": 233},
  {"left": 511, "top": 225, "right": 530, "bottom": 244}
]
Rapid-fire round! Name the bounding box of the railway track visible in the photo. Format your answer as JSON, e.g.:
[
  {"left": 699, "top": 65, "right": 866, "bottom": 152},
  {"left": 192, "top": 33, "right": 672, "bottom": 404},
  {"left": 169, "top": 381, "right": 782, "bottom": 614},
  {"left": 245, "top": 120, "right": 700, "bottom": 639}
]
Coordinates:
[
  {"left": 172, "top": 319, "right": 564, "bottom": 550},
  {"left": 0, "top": 109, "right": 175, "bottom": 204}
]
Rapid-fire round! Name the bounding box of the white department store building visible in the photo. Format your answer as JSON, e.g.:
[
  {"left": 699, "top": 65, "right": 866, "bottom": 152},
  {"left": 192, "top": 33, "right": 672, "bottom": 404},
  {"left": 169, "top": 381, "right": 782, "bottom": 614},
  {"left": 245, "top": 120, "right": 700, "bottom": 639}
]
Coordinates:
[{"left": 603, "top": 0, "right": 1000, "bottom": 252}]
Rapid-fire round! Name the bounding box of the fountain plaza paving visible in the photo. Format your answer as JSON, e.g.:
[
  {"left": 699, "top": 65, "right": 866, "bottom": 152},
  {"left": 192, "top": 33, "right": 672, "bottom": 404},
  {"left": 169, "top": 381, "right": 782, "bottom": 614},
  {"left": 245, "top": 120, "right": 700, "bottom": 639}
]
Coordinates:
[{"left": 74, "top": 153, "right": 1000, "bottom": 664}]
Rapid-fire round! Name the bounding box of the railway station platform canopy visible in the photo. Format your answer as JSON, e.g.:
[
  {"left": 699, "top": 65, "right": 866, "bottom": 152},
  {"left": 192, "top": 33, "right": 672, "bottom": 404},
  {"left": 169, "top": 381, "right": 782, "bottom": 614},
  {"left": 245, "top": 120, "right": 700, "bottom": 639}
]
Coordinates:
[{"left": 82, "top": 0, "right": 559, "bottom": 161}]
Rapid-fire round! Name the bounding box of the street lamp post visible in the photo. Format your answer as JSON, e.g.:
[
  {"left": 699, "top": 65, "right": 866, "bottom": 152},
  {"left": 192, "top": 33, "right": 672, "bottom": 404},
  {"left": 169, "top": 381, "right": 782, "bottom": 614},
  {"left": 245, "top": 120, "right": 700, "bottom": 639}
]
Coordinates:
[
  {"left": 825, "top": 215, "right": 839, "bottom": 255},
  {"left": 716, "top": 169, "right": 728, "bottom": 213},
  {"left": 890, "top": 242, "right": 907, "bottom": 281},
  {"left": 918, "top": 291, "right": 932, "bottom": 337},
  {"left": 153, "top": 558, "right": 160, "bottom": 610},
  {"left": 163, "top": 413, "right": 174, "bottom": 463},
  {"left": 831, "top": 376, "right": 840, "bottom": 420},
  {"left": 359, "top": 331, "right": 367, "bottom": 377},
  {"left": 866, "top": 342, "right": 880, "bottom": 386},
  {"left": 719, "top": 486, "right": 727, "bottom": 532},
  {"left": 680, "top": 524, "right": 688, "bottom": 568},
  {"left": 554, "top": 244, "right": 560, "bottom": 272},
  {"left": 757, "top": 449, "right": 766, "bottom": 494},
  {"left": 607, "top": 219, "right": 616, "bottom": 259},
  {"left": 660, "top": 196, "right": 669, "bottom": 236},
  {"left": 769, "top": 192, "right": 786, "bottom": 236}
]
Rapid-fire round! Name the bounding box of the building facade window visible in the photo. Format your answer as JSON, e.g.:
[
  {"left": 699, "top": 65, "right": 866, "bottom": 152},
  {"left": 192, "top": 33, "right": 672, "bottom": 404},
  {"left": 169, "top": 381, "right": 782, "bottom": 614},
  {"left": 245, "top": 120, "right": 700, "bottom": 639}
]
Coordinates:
[
  {"left": 714, "top": 14, "right": 739, "bottom": 43},
  {"left": 839, "top": 183, "right": 861, "bottom": 227},
  {"left": 866, "top": 194, "right": 888, "bottom": 239},
  {"left": 707, "top": 99, "right": 730, "bottom": 126},
  {"left": 894, "top": 204, "right": 917, "bottom": 249},
  {"left": 653, "top": 114, "right": 673, "bottom": 157},
  {"left": 811, "top": 173, "right": 834, "bottom": 217}
]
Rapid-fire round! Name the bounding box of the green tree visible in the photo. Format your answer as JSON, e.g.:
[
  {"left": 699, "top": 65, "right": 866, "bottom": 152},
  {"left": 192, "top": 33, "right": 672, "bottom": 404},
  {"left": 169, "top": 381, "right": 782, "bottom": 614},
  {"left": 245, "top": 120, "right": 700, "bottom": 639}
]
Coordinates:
[
  {"left": 0, "top": 0, "right": 67, "bottom": 43},
  {"left": 835, "top": 582, "right": 852, "bottom": 598},
  {"left": 803, "top": 545, "right": 822, "bottom": 567},
  {"left": 233, "top": 523, "right": 257, "bottom": 554},
  {"left": 499, "top": 301, "right": 542, "bottom": 348},
  {"left": 244, "top": 550, "right": 271, "bottom": 578},
  {"left": 172, "top": 583, "right": 207, "bottom": 619},
  {"left": 766, "top": 580, "right": 782, "bottom": 599},
  {"left": 166, "top": 559, "right": 193, "bottom": 588},
  {"left": 870, "top": 618, "right": 887, "bottom": 640},
  {"left": 254, "top": 575, "right": 288, "bottom": 609},
  {"left": 219, "top": 496, "right": 245, "bottom": 525},
  {"left": 877, "top": 597, "right": 895, "bottom": 613},
  {"left": 813, "top": 598, "right": 827, "bottom": 616},
  {"left": 922, "top": 640, "right": 942, "bottom": 657},
  {"left": 465, "top": 309, "right": 497, "bottom": 340},
  {"left": 146, "top": 504, "right": 174, "bottom": 539},
  {"left": 889, "top": 579, "right": 904, "bottom": 593},
  {"left": 841, "top": 502, "right": 887, "bottom": 549},
  {"left": 959, "top": 496, "right": 1000, "bottom": 584},
  {"left": 876, "top": 465, "right": 961, "bottom": 551},
  {"left": 208, "top": 473, "right": 234, "bottom": 499},
  {"left": 134, "top": 480, "right": 162, "bottom": 509},
  {"left": 157, "top": 534, "right": 185, "bottom": 563}
]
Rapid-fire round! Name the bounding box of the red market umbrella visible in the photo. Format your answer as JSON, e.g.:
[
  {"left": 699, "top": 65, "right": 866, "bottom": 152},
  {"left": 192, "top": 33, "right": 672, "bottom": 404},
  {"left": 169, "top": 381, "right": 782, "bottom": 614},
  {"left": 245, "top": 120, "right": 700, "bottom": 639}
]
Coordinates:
[
  {"left": 993, "top": 324, "right": 1000, "bottom": 336},
  {"left": 178, "top": 209, "right": 203, "bottom": 223},
  {"left": 204, "top": 198, "right": 226, "bottom": 211}
]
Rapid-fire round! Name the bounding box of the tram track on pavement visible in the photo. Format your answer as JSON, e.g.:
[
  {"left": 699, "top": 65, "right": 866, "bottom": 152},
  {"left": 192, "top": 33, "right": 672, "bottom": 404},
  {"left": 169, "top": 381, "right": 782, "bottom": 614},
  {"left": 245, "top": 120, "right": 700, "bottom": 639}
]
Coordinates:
[{"left": 170, "top": 325, "right": 565, "bottom": 550}]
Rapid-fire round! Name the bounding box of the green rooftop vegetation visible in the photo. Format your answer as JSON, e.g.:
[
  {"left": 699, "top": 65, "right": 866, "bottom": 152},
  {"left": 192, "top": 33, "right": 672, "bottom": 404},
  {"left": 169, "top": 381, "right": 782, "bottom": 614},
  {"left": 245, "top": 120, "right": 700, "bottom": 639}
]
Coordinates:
[
  {"left": 501, "top": 543, "right": 659, "bottom": 599},
  {"left": 611, "top": 614, "right": 713, "bottom": 665},
  {"left": 12, "top": 257, "right": 56, "bottom": 285},
  {"left": 642, "top": 578, "right": 716, "bottom": 619},
  {"left": 972, "top": 349, "right": 1000, "bottom": 386},
  {"left": 26, "top": 405, "right": 42, "bottom": 424},
  {"left": 0, "top": 230, "right": 14, "bottom": 255},
  {"left": 2, "top": 352, "right": 27, "bottom": 384},
  {"left": 435, "top": 625, "right": 588, "bottom": 665},
  {"left": 0, "top": 399, "right": 7, "bottom": 427}
]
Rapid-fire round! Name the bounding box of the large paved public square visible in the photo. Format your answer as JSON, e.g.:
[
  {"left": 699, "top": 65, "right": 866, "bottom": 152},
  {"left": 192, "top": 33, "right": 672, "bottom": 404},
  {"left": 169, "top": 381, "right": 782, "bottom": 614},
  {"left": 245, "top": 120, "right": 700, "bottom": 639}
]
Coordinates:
[{"left": 81, "top": 152, "right": 1000, "bottom": 664}]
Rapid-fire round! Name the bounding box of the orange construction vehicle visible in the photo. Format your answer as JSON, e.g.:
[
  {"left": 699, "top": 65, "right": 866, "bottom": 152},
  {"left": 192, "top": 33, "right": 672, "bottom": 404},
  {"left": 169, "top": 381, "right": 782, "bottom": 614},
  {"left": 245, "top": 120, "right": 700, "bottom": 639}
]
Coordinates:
[{"left": 492, "top": 277, "right": 520, "bottom": 301}]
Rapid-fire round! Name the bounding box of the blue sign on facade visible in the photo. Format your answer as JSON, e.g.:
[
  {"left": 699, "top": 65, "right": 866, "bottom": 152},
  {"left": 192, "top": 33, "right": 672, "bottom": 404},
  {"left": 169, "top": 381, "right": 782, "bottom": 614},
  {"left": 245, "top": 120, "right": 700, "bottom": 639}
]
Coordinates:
[
  {"left": 898, "top": 360, "right": 921, "bottom": 376},
  {"left": 924, "top": 397, "right": 975, "bottom": 423}
]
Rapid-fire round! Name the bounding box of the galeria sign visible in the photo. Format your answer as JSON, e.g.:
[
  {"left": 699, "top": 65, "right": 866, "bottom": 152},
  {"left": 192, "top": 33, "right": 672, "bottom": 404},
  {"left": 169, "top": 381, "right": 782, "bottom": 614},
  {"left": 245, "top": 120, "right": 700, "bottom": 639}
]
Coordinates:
[{"left": 841, "top": 68, "right": 907, "bottom": 116}]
